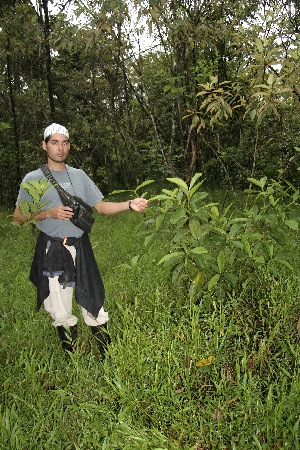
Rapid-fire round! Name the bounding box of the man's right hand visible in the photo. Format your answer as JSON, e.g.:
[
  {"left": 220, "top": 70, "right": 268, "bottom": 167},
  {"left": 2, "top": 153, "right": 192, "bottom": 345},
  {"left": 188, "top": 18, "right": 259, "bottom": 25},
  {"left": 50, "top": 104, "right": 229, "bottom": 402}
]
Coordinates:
[
  {"left": 49, "top": 205, "right": 74, "bottom": 220},
  {"left": 13, "top": 205, "right": 74, "bottom": 223}
]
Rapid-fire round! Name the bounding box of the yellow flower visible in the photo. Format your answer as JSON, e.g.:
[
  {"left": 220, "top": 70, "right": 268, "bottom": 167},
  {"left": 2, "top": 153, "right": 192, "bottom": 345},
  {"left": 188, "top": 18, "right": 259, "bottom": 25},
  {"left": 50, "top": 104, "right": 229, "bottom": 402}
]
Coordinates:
[{"left": 196, "top": 356, "right": 216, "bottom": 367}]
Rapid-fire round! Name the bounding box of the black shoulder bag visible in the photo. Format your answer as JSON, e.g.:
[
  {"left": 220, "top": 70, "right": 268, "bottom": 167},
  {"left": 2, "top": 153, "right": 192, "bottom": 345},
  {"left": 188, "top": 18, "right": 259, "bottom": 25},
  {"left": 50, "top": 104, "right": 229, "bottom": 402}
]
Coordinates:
[{"left": 40, "top": 164, "right": 95, "bottom": 233}]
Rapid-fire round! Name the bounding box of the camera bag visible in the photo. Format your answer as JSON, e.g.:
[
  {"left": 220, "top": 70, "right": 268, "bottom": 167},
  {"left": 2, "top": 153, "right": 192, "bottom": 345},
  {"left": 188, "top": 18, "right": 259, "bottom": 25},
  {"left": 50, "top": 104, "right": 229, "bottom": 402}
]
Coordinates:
[{"left": 40, "top": 164, "right": 95, "bottom": 233}]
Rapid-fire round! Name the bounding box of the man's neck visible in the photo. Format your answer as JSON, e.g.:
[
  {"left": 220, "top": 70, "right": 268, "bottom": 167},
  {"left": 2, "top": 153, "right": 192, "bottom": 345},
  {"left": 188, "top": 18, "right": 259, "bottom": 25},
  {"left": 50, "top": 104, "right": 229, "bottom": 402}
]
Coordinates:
[{"left": 47, "top": 160, "right": 66, "bottom": 171}]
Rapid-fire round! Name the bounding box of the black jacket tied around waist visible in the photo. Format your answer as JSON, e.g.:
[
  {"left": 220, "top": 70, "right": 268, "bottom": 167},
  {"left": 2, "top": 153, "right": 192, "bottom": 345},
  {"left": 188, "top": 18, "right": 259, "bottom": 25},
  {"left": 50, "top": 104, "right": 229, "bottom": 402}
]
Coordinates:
[{"left": 30, "top": 232, "right": 105, "bottom": 318}]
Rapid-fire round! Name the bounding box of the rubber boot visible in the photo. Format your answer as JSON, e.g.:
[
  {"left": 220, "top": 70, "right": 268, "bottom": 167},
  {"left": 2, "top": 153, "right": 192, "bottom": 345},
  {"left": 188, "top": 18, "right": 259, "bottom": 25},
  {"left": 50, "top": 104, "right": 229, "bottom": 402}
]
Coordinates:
[
  {"left": 57, "top": 324, "right": 78, "bottom": 352},
  {"left": 91, "top": 323, "right": 111, "bottom": 357}
]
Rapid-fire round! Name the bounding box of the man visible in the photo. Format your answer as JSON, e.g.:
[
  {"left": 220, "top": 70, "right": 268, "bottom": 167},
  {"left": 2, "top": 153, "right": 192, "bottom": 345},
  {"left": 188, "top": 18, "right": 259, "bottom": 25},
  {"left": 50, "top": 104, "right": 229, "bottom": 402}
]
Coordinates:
[{"left": 13, "top": 123, "right": 148, "bottom": 356}]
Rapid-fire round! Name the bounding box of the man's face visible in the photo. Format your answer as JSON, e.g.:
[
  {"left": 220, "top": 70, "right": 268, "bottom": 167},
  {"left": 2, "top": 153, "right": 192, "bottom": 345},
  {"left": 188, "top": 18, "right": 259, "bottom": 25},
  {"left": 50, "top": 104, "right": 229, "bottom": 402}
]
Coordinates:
[{"left": 42, "top": 133, "right": 70, "bottom": 164}]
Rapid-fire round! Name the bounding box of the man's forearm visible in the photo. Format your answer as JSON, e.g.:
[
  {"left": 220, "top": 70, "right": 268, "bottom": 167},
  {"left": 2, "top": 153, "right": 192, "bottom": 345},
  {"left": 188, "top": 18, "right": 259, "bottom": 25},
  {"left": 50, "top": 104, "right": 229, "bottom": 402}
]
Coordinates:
[
  {"left": 95, "top": 201, "right": 129, "bottom": 215},
  {"left": 13, "top": 207, "right": 49, "bottom": 224},
  {"left": 95, "top": 198, "right": 148, "bottom": 215}
]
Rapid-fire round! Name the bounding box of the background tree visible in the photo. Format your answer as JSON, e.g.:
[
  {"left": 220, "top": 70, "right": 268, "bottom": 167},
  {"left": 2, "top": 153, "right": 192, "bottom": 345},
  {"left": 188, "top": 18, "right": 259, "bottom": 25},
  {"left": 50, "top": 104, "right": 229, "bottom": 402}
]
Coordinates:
[
  {"left": 0, "top": 0, "right": 47, "bottom": 205},
  {"left": 0, "top": 0, "right": 300, "bottom": 208}
]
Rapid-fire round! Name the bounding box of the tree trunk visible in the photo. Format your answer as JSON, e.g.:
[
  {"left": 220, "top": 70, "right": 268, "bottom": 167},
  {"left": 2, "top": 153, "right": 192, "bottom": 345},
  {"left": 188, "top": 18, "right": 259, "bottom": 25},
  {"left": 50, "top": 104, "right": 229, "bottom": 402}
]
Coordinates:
[
  {"left": 41, "top": 0, "right": 56, "bottom": 121},
  {"left": 6, "top": 38, "right": 21, "bottom": 204}
]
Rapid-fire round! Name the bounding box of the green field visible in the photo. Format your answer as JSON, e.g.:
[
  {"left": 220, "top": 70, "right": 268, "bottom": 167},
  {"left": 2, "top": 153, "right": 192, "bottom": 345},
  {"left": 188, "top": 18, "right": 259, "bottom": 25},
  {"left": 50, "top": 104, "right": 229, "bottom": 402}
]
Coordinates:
[{"left": 0, "top": 205, "right": 299, "bottom": 450}]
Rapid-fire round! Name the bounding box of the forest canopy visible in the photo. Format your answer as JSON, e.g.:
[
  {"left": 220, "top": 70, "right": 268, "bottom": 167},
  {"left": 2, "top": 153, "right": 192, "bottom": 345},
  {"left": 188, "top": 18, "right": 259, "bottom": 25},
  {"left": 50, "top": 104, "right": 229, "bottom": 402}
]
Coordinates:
[{"left": 0, "top": 0, "right": 300, "bottom": 207}]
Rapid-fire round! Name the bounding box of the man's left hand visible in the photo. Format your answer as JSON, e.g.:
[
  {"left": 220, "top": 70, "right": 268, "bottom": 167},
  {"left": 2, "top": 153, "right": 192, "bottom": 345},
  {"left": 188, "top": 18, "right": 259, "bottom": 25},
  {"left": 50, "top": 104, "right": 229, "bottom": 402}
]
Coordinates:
[{"left": 130, "top": 198, "right": 148, "bottom": 212}]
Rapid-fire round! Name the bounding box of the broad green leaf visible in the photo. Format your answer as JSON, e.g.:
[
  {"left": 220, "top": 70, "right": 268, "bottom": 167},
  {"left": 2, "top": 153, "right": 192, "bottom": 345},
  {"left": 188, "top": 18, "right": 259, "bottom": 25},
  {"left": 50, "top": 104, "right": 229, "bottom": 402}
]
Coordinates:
[
  {"left": 144, "top": 233, "right": 155, "bottom": 246},
  {"left": 28, "top": 179, "right": 49, "bottom": 193},
  {"left": 158, "top": 252, "right": 185, "bottom": 265},
  {"left": 263, "top": 242, "right": 273, "bottom": 258},
  {"left": 38, "top": 201, "right": 51, "bottom": 211},
  {"left": 155, "top": 214, "right": 165, "bottom": 230},
  {"left": 150, "top": 194, "right": 173, "bottom": 201},
  {"left": 131, "top": 255, "right": 139, "bottom": 265},
  {"left": 210, "top": 205, "right": 219, "bottom": 218},
  {"left": 205, "top": 202, "right": 219, "bottom": 208},
  {"left": 170, "top": 208, "right": 187, "bottom": 224},
  {"left": 247, "top": 177, "right": 267, "bottom": 189},
  {"left": 217, "top": 250, "right": 225, "bottom": 273},
  {"left": 189, "top": 218, "right": 201, "bottom": 239},
  {"left": 28, "top": 189, "right": 41, "bottom": 202},
  {"left": 191, "top": 115, "right": 200, "bottom": 125},
  {"left": 189, "top": 272, "right": 203, "bottom": 298},
  {"left": 144, "top": 218, "right": 155, "bottom": 226},
  {"left": 189, "top": 182, "right": 204, "bottom": 197},
  {"left": 245, "top": 232, "right": 263, "bottom": 240},
  {"left": 110, "top": 189, "right": 129, "bottom": 194},
  {"left": 135, "top": 179, "right": 155, "bottom": 191},
  {"left": 223, "top": 272, "right": 239, "bottom": 286},
  {"left": 194, "top": 210, "right": 210, "bottom": 221},
  {"left": 249, "top": 109, "right": 257, "bottom": 121},
  {"left": 254, "top": 256, "right": 265, "bottom": 263},
  {"left": 228, "top": 222, "right": 243, "bottom": 238},
  {"left": 274, "top": 259, "right": 293, "bottom": 271},
  {"left": 267, "top": 73, "right": 275, "bottom": 86},
  {"left": 167, "top": 177, "right": 189, "bottom": 192},
  {"left": 190, "top": 246, "right": 208, "bottom": 255},
  {"left": 172, "top": 229, "right": 188, "bottom": 244},
  {"left": 190, "top": 192, "right": 209, "bottom": 205},
  {"left": 162, "top": 189, "right": 176, "bottom": 196},
  {"left": 207, "top": 274, "right": 220, "bottom": 290},
  {"left": 189, "top": 172, "right": 202, "bottom": 190},
  {"left": 284, "top": 219, "right": 298, "bottom": 230},
  {"left": 20, "top": 182, "right": 40, "bottom": 202},
  {"left": 18, "top": 200, "right": 30, "bottom": 216},
  {"left": 171, "top": 262, "right": 185, "bottom": 284},
  {"left": 150, "top": 7, "right": 159, "bottom": 21},
  {"left": 269, "top": 194, "right": 279, "bottom": 206},
  {"left": 240, "top": 235, "right": 252, "bottom": 257},
  {"left": 208, "top": 226, "right": 227, "bottom": 236},
  {"left": 190, "top": 253, "right": 207, "bottom": 269},
  {"left": 102, "top": 23, "right": 112, "bottom": 33},
  {"left": 232, "top": 240, "right": 243, "bottom": 249}
]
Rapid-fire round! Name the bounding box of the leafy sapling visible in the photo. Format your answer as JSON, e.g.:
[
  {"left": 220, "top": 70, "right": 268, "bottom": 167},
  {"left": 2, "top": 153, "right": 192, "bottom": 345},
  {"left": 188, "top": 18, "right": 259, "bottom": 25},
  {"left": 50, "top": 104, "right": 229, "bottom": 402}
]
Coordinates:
[{"left": 13, "top": 178, "right": 52, "bottom": 225}]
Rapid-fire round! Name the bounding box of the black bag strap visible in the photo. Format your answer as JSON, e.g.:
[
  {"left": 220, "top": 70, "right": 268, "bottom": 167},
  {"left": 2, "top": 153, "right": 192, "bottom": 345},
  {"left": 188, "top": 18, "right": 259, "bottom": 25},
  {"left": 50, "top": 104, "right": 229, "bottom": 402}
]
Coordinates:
[{"left": 40, "top": 164, "right": 74, "bottom": 205}]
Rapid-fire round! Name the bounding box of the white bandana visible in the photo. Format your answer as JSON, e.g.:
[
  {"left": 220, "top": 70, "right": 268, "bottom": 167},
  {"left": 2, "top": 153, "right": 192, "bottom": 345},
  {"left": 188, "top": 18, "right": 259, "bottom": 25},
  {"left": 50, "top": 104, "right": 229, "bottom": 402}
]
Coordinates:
[{"left": 44, "top": 123, "right": 69, "bottom": 140}]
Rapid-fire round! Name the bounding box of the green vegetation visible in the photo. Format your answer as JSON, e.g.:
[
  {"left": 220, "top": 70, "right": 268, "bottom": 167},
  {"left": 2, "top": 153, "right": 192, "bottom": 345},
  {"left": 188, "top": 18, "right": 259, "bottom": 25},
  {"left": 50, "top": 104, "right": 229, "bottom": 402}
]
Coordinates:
[
  {"left": 15, "top": 179, "right": 53, "bottom": 223},
  {"left": 1, "top": 182, "right": 300, "bottom": 449},
  {"left": 1, "top": 1, "right": 300, "bottom": 207},
  {"left": 2, "top": 0, "right": 300, "bottom": 443}
]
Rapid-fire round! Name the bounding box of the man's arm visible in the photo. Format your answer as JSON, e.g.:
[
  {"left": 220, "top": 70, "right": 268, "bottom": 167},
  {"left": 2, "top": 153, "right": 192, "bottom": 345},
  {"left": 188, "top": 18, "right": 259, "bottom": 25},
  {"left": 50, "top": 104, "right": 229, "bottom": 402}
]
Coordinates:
[
  {"left": 94, "top": 198, "right": 148, "bottom": 215},
  {"left": 13, "top": 205, "right": 75, "bottom": 224}
]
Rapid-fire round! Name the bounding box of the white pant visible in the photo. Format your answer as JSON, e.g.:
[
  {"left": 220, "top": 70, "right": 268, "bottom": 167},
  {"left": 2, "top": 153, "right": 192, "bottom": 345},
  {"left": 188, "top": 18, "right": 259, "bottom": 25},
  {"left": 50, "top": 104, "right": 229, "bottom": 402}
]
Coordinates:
[{"left": 43, "top": 244, "right": 109, "bottom": 327}]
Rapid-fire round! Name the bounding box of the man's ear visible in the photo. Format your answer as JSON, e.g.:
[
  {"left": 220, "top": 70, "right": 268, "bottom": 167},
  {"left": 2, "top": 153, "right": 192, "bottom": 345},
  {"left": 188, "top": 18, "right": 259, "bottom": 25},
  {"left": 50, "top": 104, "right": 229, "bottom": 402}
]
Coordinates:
[{"left": 42, "top": 140, "right": 47, "bottom": 151}]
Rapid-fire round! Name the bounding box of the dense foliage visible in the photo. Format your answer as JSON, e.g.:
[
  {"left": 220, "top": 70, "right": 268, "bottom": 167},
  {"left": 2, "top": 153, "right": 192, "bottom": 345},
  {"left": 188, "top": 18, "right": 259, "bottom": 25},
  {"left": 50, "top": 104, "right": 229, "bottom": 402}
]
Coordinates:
[
  {"left": 1, "top": 183, "right": 300, "bottom": 448},
  {"left": 1, "top": 0, "right": 300, "bottom": 445},
  {"left": 143, "top": 174, "right": 299, "bottom": 299},
  {"left": 1, "top": 0, "right": 300, "bottom": 207}
]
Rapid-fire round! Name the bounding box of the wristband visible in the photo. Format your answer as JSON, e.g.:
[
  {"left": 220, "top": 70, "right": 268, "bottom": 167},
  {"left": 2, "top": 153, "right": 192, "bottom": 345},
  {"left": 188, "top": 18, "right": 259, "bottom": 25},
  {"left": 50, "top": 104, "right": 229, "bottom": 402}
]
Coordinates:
[{"left": 128, "top": 200, "right": 133, "bottom": 210}]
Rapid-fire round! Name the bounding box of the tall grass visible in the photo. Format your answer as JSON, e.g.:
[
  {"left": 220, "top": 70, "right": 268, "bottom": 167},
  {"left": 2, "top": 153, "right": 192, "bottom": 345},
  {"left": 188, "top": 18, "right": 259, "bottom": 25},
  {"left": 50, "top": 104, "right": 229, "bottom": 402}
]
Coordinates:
[{"left": 0, "top": 205, "right": 299, "bottom": 450}]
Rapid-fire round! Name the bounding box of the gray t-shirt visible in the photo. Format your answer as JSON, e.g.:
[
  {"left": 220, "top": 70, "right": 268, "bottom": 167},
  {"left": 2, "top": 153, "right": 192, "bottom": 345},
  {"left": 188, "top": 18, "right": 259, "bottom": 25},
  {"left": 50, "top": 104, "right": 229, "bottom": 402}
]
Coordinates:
[{"left": 16, "top": 166, "right": 104, "bottom": 238}]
